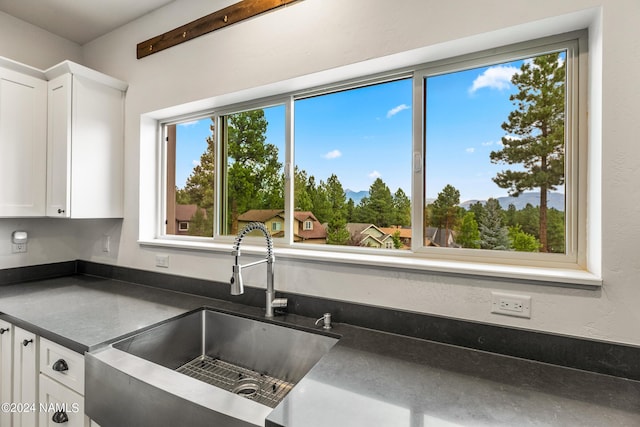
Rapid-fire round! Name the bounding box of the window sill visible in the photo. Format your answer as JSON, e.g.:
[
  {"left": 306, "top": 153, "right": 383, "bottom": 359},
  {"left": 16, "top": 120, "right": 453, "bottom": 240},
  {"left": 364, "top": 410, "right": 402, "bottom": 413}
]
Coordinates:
[{"left": 139, "top": 238, "right": 602, "bottom": 289}]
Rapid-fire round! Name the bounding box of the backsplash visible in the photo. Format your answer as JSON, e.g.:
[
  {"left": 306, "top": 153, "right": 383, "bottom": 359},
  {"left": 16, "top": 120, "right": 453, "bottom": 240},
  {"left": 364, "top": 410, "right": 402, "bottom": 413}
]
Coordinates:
[{"left": 3, "top": 260, "right": 639, "bottom": 381}]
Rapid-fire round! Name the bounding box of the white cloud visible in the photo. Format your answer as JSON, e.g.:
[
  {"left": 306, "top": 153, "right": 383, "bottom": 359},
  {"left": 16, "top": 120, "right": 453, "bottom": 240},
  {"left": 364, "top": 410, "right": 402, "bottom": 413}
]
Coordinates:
[
  {"left": 465, "top": 147, "right": 475, "bottom": 153},
  {"left": 386, "top": 104, "right": 410, "bottom": 118},
  {"left": 368, "top": 170, "right": 382, "bottom": 179},
  {"left": 469, "top": 65, "right": 519, "bottom": 94},
  {"left": 481, "top": 141, "right": 494, "bottom": 147},
  {"left": 323, "top": 149, "right": 342, "bottom": 159},
  {"left": 192, "top": 159, "right": 200, "bottom": 167}
]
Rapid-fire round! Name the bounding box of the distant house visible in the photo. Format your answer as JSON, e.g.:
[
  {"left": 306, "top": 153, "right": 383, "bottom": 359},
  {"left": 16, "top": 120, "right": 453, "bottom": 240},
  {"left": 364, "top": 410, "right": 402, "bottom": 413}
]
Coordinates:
[
  {"left": 346, "top": 223, "right": 396, "bottom": 249},
  {"left": 379, "top": 226, "right": 412, "bottom": 249},
  {"left": 237, "top": 209, "right": 327, "bottom": 243},
  {"left": 424, "top": 227, "right": 458, "bottom": 248},
  {"left": 174, "top": 204, "right": 207, "bottom": 235},
  {"left": 237, "top": 209, "right": 285, "bottom": 235}
]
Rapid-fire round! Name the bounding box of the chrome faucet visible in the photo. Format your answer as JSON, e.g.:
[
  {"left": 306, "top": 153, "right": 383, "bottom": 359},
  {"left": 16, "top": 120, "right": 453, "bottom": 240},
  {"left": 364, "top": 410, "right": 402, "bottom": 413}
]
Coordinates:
[{"left": 230, "top": 222, "right": 287, "bottom": 317}]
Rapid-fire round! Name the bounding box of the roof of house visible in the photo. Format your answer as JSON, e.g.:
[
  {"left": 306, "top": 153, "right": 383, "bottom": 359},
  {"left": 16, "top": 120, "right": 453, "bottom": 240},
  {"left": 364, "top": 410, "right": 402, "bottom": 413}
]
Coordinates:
[
  {"left": 175, "top": 204, "right": 206, "bottom": 221},
  {"left": 346, "top": 223, "right": 392, "bottom": 246},
  {"left": 379, "top": 226, "right": 412, "bottom": 239},
  {"left": 294, "top": 211, "right": 327, "bottom": 240},
  {"left": 345, "top": 223, "right": 379, "bottom": 236},
  {"left": 237, "top": 209, "right": 284, "bottom": 222}
]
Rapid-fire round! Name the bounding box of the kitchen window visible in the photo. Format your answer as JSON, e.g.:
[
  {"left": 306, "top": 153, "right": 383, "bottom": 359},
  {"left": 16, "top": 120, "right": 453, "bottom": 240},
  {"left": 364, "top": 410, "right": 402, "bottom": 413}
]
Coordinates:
[{"left": 157, "top": 31, "right": 588, "bottom": 277}]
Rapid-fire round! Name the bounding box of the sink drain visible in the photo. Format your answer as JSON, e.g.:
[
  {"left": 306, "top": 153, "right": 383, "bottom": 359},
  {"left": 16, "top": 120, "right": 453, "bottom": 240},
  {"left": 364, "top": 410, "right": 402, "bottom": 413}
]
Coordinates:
[
  {"left": 232, "top": 379, "right": 261, "bottom": 397},
  {"left": 175, "top": 356, "right": 294, "bottom": 407}
]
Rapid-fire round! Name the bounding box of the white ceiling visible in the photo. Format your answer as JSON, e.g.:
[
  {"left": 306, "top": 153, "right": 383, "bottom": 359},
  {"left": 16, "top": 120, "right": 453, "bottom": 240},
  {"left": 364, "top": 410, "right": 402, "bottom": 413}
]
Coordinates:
[{"left": 0, "top": 0, "right": 176, "bottom": 45}]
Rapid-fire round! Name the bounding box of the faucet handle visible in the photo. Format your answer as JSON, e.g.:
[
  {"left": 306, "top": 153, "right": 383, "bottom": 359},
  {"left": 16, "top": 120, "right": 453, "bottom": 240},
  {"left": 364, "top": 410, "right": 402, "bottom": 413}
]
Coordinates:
[{"left": 315, "top": 313, "right": 332, "bottom": 330}]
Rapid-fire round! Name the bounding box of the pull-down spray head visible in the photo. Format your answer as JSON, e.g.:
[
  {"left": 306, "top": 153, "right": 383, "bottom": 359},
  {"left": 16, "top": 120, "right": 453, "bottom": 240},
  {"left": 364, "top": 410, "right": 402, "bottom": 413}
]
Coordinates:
[{"left": 230, "top": 263, "right": 243, "bottom": 295}]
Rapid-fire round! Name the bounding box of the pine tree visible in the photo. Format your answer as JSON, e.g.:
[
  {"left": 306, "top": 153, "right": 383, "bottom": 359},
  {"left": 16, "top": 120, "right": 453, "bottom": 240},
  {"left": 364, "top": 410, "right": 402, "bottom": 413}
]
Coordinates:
[
  {"left": 491, "top": 52, "right": 565, "bottom": 252},
  {"left": 324, "top": 174, "right": 350, "bottom": 245},
  {"left": 457, "top": 212, "right": 481, "bottom": 249},
  {"left": 180, "top": 121, "right": 216, "bottom": 210},
  {"left": 392, "top": 188, "right": 411, "bottom": 226},
  {"left": 479, "top": 198, "right": 511, "bottom": 250},
  {"left": 430, "top": 184, "right": 461, "bottom": 247},
  {"left": 355, "top": 178, "right": 394, "bottom": 226},
  {"left": 226, "top": 110, "right": 281, "bottom": 234}
]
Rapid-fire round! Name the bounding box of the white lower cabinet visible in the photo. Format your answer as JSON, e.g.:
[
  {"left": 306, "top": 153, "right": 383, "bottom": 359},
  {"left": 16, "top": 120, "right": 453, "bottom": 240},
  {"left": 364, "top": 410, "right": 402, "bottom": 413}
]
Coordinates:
[
  {"left": 0, "top": 323, "right": 96, "bottom": 427},
  {"left": 38, "top": 375, "right": 86, "bottom": 427},
  {"left": 12, "top": 327, "right": 38, "bottom": 427},
  {"left": 39, "top": 338, "right": 90, "bottom": 427},
  {"left": 0, "top": 320, "right": 13, "bottom": 427}
]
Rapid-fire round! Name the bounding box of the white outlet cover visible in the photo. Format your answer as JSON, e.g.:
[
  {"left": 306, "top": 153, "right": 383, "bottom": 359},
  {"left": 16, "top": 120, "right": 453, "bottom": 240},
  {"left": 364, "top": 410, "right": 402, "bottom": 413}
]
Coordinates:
[
  {"left": 155, "top": 254, "right": 169, "bottom": 268},
  {"left": 491, "top": 292, "right": 531, "bottom": 318}
]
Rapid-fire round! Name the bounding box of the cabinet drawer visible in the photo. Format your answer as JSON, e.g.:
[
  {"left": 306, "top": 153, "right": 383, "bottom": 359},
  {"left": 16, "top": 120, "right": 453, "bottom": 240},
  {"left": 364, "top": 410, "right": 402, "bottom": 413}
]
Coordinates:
[
  {"left": 40, "top": 338, "right": 84, "bottom": 395},
  {"left": 39, "top": 374, "right": 88, "bottom": 427}
]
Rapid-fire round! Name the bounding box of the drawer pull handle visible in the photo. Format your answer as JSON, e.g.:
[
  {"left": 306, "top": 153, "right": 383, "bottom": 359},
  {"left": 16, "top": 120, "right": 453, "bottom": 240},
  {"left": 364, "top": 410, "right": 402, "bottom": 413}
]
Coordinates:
[
  {"left": 57, "top": 209, "right": 65, "bottom": 214},
  {"left": 0, "top": 328, "right": 8, "bottom": 334},
  {"left": 52, "top": 359, "right": 69, "bottom": 372},
  {"left": 22, "top": 338, "right": 33, "bottom": 347},
  {"left": 52, "top": 411, "right": 69, "bottom": 423}
]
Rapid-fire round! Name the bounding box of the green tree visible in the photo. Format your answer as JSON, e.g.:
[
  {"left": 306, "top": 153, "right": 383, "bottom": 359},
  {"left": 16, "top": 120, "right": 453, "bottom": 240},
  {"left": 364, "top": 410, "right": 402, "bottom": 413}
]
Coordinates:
[
  {"left": 392, "top": 188, "right": 411, "bottom": 226},
  {"left": 226, "top": 110, "right": 281, "bottom": 234},
  {"left": 457, "top": 212, "right": 481, "bottom": 249},
  {"left": 490, "top": 52, "right": 565, "bottom": 252},
  {"left": 307, "top": 176, "right": 331, "bottom": 224},
  {"left": 391, "top": 230, "right": 403, "bottom": 249},
  {"left": 430, "top": 184, "right": 461, "bottom": 247},
  {"left": 180, "top": 121, "right": 216, "bottom": 210},
  {"left": 468, "top": 201, "right": 486, "bottom": 225},
  {"left": 355, "top": 178, "right": 394, "bottom": 226},
  {"left": 479, "top": 198, "right": 511, "bottom": 250},
  {"left": 509, "top": 225, "right": 540, "bottom": 252},
  {"left": 324, "top": 174, "right": 350, "bottom": 245},
  {"left": 294, "top": 167, "right": 313, "bottom": 211},
  {"left": 546, "top": 208, "right": 565, "bottom": 253},
  {"left": 346, "top": 198, "right": 355, "bottom": 222},
  {"left": 188, "top": 207, "right": 212, "bottom": 237}
]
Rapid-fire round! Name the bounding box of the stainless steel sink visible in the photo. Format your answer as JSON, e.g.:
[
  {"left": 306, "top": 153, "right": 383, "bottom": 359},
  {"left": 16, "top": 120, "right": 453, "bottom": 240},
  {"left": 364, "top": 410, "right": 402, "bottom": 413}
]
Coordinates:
[{"left": 85, "top": 308, "right": 338, "bottom": 427}]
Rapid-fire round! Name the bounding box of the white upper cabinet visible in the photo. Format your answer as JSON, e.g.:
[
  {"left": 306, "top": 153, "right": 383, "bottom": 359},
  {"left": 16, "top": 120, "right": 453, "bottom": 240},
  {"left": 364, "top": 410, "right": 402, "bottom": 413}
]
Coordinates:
[
  {"left": 0, "top": 65, "right": 47, "bottom": 217},
  {"left": 46, "top": 62, "right": 127, "bottom": 218}
]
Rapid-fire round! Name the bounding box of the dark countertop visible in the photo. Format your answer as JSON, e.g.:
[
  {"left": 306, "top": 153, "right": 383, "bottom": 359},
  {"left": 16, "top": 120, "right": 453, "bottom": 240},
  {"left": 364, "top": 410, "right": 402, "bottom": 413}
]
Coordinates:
[{"left": 1, "top": 275, "right": 639, "bottom": 426}]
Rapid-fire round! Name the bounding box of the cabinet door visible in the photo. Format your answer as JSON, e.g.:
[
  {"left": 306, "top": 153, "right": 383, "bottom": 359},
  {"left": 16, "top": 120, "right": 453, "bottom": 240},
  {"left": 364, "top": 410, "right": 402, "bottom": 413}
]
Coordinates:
[
  {"left": 39, "top": 375, "right": 89, "bottom": 427},
  {"left": 0, "top": 320, "right": 13, "bottom": 427},
  {"left": 13, "top": 327, "right": 38, "bottom": 427},
  {"left": 0, "top": 67, "right": 47, "bottom": 217},
  {"left": 46, "top": 74, "right": 73, "bottom": 218},
  {"left": 70, "top": 75, "right": 124, "bottom": 218}
]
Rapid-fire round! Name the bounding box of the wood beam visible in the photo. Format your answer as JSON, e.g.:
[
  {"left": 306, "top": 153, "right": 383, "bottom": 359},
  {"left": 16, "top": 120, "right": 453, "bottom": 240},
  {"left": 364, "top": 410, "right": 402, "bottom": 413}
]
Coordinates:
[{"left": 137, "top": 0, "right": 302, "bottom": 59}]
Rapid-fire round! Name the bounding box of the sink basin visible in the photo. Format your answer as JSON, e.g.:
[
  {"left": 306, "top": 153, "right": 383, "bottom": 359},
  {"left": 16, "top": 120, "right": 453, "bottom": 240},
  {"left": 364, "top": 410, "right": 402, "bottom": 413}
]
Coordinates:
[{"left": 86, "top": 308, "right": 338, "bottom": 427}]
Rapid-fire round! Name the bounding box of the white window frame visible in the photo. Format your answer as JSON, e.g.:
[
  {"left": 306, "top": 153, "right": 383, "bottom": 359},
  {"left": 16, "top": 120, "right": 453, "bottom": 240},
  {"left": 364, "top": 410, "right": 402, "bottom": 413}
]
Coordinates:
[
  {"left": 178, "top": 221, "right": 189, "bottom": 231},
  {"left": 412, "top": 36, "right": 585, "bottom": 270},
  {"left": 148, "top": 29, "right": 597, "bottom": 287}
]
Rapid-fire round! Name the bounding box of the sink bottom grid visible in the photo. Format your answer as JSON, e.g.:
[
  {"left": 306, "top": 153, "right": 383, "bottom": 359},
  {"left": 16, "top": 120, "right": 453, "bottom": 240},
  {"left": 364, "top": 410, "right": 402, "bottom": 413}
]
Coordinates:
[{"left": 175, "top": 355, "right": 294, "bottom": 408}]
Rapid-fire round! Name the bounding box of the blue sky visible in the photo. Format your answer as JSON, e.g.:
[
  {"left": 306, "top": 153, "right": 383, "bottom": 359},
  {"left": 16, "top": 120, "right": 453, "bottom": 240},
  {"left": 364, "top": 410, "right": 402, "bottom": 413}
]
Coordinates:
[{"left": 175, "top": 54, "right": 564, "bottom": 203}]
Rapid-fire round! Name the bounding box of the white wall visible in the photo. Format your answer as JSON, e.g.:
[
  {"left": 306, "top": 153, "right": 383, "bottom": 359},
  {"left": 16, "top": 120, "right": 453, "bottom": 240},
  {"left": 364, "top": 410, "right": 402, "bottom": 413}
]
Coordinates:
[
  {"left": 2, "top": 0, "right": 640, "bottom": 347},
  {"left": 0, "top": 11, "right": 82, "bottom": 69}
]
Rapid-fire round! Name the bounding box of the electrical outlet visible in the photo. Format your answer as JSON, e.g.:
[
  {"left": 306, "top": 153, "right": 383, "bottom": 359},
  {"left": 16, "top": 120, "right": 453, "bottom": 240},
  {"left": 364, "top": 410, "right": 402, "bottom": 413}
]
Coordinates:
[
  {"left": 12, "top": 243, "right": 27, "bottom": 253},
  {"left": 155, "top": 254, "right": 169, "bottom": 268},
  {"left": 491, "top": 292, "right": 531, "bottom": 318}
]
